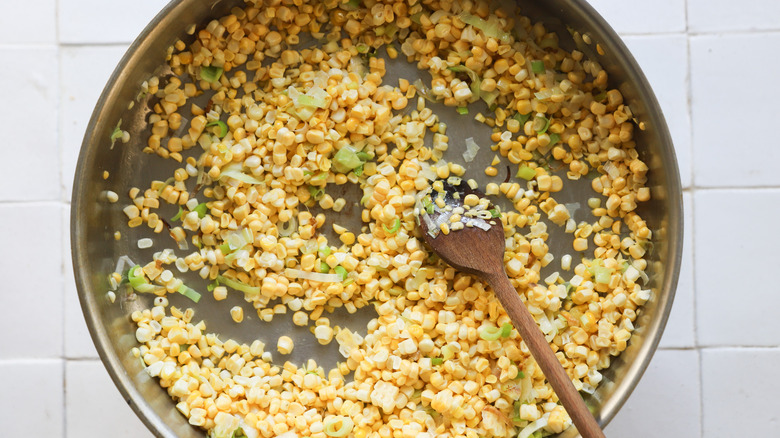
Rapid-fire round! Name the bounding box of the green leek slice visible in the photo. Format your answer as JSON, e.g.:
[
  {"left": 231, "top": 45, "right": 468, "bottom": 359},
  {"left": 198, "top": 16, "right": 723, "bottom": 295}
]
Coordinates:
[
  {"left": 200, "top": 66, "right": 223, "bottom": 83},
  {"left": 514, "top": 112, "right": 532, "bottom": 124},
  {"left": 517, "top": 165, "right": 536, "bottom": 181},
  {"left": 500, "top": 323, "right": 513, "bottom": 337},
  {"left": 177, "top": 284, "right": 202, "bottom": 303},
  {"left": 216, "top": 275, "right": 260, "bottom": 295},
  {"left": 171, "top": 206, "right": 184, "bottom": 221},
  {"left": 194, "top": 203, "right": 208, "bottom": 218},
  {"left": 332, "top": 146, "right": 364, "bottom": 173},
  {"left": 479, "top": 325, "right": 502, "bottom": 341},
  {"left": 334, "top": 266, "right": 348, "bottom": 281},
  {"left": 382, "top": 218, "right": 401, "bottom": 234},
  {"left": 206, "top": 120, "right": 228, "bottom": 138},
  {"left": 128, "top": 265, "right": 158, "bottom": 293}
]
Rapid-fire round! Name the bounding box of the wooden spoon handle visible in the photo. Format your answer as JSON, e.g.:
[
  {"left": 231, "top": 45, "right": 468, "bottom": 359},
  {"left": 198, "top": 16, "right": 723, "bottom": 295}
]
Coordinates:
[{"left": 485, "top": 272, "right": 606, "bottom": 438}]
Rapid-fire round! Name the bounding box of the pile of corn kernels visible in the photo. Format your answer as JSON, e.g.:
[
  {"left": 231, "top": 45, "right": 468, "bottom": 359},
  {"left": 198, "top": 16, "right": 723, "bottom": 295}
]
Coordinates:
[{"left": 115, "top": 0, "right": 654, "bottom": 437}]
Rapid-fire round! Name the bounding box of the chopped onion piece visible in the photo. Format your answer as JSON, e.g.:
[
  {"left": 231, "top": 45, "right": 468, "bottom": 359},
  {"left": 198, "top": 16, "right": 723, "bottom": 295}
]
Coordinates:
[
  {"left": 463, "top": 137, "right": 480, "bottom": 162},
  {"left": 412, "top": 79, "right": 437, "bottom": 102},
  {"left": 603, "top": 161, "right": 620, "bottom": 180},
  {"left": 472, "top": 220, "right": 491, "bottom": 231},
  {"left": 285, "top": 268, "right": 342, "bottom": 283},
  {"left": 638, "top": 268, "right": 649, "bottom": 284},
  {"left": 448, "top": 65, "right": 481, "bottom": 98},
  {"left": 419, "top": 162, "right": 437, "bottom": 181},
  {"left": 500, "top": 380, "right": 523, "bottom": 399},
  {"left": 422, "top": 214, "right": 438, "bottom": 236},
  {"left": 624, "top": 265, "right": 640, "bottom": 283},
  {"left": 458, "top": 12, "right": 512, "bottom": 43},
  {"left": 519, "top": 413, "right": 550, "bottom": 438},
  {"left": 115, "top": 255, "right": 136, "bottom": 277},
  {"left": 300, "top": 239, "right": 319, "bottom": 254},
  {"left": 564, "top": 202, "right": 581, "bottom": 217},
  {"left": 534, "top": 89, "right": 554, "bottom": 101},
  {"left": 225, "top": 228, "right": 253, "bottom": 251},
  {"left": 296, "top": 86, "right": 329, "bottom": 108},
  {"left": 278, "top": 217, "right": 298, "bottom": 237},
  {"left": 581, "top": 382, "right": 596, "bottom": 394},
  {"left": 323, "top": 416, "right": 354, "bottom": 437},
  {"left": 255, "top": 252, "right": 277, "bottom": 268},
  {"left": 219, "top": 169, "right": 265, "bottom": 185},
  {"left": 335, "top": 328, "right": 364, "bottom": 358}
]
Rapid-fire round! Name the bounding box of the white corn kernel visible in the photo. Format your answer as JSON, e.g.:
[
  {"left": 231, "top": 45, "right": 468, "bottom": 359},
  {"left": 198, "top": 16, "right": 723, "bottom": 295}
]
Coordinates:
[
  {"left": 277, "top": 336, "right": 294, "bottom": 354},
  {"left": 230, "top": 306, "right": 244, "bottom": 323}
]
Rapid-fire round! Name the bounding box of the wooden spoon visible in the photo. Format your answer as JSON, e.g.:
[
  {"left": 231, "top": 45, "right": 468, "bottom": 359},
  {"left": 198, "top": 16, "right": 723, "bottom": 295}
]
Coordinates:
[{"left": 417, "top": 180, "right": 605, "bottom": 438}]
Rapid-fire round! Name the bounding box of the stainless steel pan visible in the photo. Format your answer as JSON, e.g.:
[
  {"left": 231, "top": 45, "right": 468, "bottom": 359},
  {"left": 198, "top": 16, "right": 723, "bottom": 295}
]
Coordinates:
[{"left": 71, "top": 1, "right": 683, "bottom": 436}]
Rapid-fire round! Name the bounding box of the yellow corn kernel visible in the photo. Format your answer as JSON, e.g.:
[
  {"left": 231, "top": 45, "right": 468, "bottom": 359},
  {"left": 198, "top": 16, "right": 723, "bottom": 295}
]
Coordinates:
[
  {"left": 573, "top": 238, "right": 588, "bottom": 252},
  {"left": 277, "top": 336, "right": 294, "bottom": 354},
  {"left": 340, "top": 232, "right": 356, "bottom": 245},
  {"left": 230, "top": 306, "right": 244, "bottom": 323}
]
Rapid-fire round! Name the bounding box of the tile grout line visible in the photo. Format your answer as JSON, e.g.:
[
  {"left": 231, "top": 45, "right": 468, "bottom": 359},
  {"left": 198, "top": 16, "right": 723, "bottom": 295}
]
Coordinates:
[
  {"left": 687, "top": 185, "right": 780, "bottom": 191},
  {"left": 693, "top": 345, "right": 780, "bottom": 350},
  {"left": 58, "top": 41, "right": 137, "bottom": 47},
  {"left": 683, "top": 1, "right": 704, "bottom": 435},
  {"left": 688, "top": 28, "right": 780, "bottom": 37},
  {"left": 0, "top": 200, "right": 71, "bottom": 205},
  {"left": 55, "top": 1, "right": 68, "bottom": 436}
]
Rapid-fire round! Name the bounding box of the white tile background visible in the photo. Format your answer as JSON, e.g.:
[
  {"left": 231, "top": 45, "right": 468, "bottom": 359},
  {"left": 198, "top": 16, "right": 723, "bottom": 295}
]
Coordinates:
[{"left": 1, "top": 0, "right": 778, "bottom": 436}]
